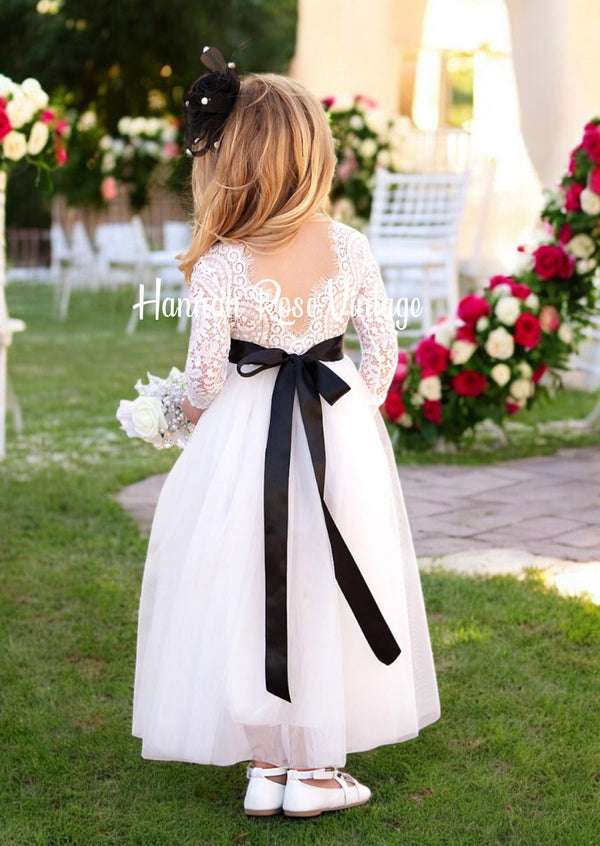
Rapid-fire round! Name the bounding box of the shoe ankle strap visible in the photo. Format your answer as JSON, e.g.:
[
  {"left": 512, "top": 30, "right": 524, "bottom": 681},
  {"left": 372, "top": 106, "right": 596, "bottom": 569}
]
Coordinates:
[
  {"left": 246, "top": 765, "right": 287, "bottom": 778},
  {"left": 289, "top": 767, "right": 339, "bottom": 781}
]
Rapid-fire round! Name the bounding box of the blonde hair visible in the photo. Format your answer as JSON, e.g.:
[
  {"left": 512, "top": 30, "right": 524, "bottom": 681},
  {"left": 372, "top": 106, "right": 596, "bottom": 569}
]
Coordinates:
[{"left": 178, "top": 73, "right": 336, "bottom": 283}]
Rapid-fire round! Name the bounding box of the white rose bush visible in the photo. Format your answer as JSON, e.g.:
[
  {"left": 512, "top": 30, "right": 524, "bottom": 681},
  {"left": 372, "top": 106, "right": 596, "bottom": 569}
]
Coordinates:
[
  {"left": 323, "top": 94, "right": 409, "bottom": 225},
  {"left": 0, "top": 74, "right": 69, "bottom": 172},
  {"left": 383, "top": 116, "right": 600, "bottom": 449},
  {"left": 116, "top": 368, "right": 195, "bottom": 449},
  {"left": 98, "top": 115, "right": 180, "bottom": 210}
]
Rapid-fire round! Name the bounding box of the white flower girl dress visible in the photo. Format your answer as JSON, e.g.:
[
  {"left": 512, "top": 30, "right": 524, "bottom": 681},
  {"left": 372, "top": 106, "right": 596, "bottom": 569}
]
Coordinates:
[{"left": 132, "top": 219, "right": 440, "bottom": 768}]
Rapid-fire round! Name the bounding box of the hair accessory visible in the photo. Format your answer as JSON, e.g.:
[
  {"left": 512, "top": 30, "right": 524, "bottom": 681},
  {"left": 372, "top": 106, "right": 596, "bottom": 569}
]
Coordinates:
[{"left": 183, "top": 45, "right": 240, "bottom": 157}]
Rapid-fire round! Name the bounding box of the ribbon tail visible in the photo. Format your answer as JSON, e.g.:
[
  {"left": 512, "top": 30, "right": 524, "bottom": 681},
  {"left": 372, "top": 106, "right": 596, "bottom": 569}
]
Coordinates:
[
  {"left": 322, "top": 501, "right": 402, "bottom": 666},
  {"left": 263, "top": 364, "right": 296, "bottom": 702}
]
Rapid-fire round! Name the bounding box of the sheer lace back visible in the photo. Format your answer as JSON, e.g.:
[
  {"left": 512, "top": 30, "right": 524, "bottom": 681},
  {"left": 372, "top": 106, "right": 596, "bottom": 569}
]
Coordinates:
[{"left": 184, "top": 219, "right": 398, "bottom": 409}]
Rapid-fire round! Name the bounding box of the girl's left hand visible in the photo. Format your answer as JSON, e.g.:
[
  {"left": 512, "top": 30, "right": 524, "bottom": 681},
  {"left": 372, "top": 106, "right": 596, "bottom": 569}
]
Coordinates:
[{"left": 182, "top": 396, "right": 204, "bottom": 424}]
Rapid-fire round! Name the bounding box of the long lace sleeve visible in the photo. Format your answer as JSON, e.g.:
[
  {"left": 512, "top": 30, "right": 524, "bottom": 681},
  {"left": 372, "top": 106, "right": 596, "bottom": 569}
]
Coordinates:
[
  {"left": 184, "top": 260, "right": 231, "bottom": 409},
  {"left": 351, "top": 234, "right": 398, "bottom": 406}
]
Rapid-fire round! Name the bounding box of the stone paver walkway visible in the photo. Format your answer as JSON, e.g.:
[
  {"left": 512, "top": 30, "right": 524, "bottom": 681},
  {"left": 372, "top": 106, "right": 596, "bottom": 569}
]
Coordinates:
[{"left": 116, "top": 446, "right": 600, "bottom": 603}]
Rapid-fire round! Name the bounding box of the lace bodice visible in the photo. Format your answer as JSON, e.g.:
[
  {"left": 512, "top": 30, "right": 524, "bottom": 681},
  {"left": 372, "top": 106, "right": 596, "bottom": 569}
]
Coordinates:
[{"left": 184, "top": 220, "right": 398, "bottom": 409}]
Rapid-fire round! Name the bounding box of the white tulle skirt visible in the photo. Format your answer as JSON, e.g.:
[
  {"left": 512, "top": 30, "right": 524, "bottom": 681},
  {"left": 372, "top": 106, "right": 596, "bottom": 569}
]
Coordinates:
[{"left": 132, "top": 355, "right": 440, "bottom": 768}]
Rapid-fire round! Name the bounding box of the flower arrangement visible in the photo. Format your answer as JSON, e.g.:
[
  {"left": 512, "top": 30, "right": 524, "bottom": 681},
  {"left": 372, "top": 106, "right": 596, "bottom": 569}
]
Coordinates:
[
  {"left": 0, "top": 74, "right": 69, "bottom": 172},
  {"left": 323, "top": 94, "right": 409, "bottom": 225},
  {"left": 116, "top": 368, "right": 195, "bottom": 449},
  {"left": 383, "top": 117, "right": 600, "bottom": 449},
  {"left": 99, "top": 116, "right": 180, "bottom": 210}
]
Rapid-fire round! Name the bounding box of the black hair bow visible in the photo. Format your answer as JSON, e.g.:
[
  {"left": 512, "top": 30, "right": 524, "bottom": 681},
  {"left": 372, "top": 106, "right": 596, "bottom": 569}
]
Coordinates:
[{"left": 183, "top": 45, "right": 240, "bottom": 157}]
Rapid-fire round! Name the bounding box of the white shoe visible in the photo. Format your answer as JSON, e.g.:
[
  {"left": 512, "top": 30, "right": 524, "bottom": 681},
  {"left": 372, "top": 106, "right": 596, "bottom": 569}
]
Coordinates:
[
  {"left": 243, "top": 765, "right": 287, "bottom": 816},
  {"left": 283, "top": 768, "right": 371, "bottom": 817}
]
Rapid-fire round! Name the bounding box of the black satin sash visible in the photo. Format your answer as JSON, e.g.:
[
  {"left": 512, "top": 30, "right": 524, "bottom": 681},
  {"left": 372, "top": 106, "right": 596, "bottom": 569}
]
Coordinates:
[{"left": 228, "top": 333, "right": 401, "bottom": 702}]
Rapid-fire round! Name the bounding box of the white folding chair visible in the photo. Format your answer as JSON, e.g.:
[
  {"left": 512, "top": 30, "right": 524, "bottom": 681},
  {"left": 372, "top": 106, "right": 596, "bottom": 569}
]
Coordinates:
[
  {"left": 368, "top": 169, "right": 470, "bottom": 336},
  {"left": 125, "top": 218, "right": 191, "bottom": 334}
]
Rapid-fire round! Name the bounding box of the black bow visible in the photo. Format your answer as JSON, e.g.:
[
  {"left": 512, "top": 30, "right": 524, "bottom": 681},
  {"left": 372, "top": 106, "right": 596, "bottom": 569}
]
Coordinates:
[
  {"left": 183, "top": 45, "right": 240, "bottom": 157},
  {"left": 229, "top": 334, "right": 401, "bottom": 702}
]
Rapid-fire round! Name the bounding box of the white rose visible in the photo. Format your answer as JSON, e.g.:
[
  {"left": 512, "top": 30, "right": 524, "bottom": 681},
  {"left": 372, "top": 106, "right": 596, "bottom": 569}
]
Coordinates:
[
  {"left": 349, "top": 114, "right": 364, "bottom": 130},
  {"left": 143, "top": 140, "right": 160, "bottom": 157},
  {"left": 0, "top": 74, "right": 17, "bottom": 98},
  {"left": 524, "top": 293, "right": 539, "bottom": 311},
  {"left": 21, "top": 77, "right": 48, "bottom": 110},
  {"left": 27, "top": 121, "right": 49, "bottom": 156},
  {"left": 558, "top": 323, "right": 573, "bottom": 344},
  {"left": 390, "top": 150, "right": 407, "bottom": 171},
  {"left": 510, "top": 377, "right": 534, "bottom": 401},
  {"left": 359, "top": 138, "right": 378, "bottom": 159},
  {"left": 116, "top": 400, "right": 137, "bottom": 438},
  {"left": 365, "top": 109, "right": 389, "bottom": 136},
  {"left": 484, "top": 326, "right": 515, "bottom": 360},
  {"left": 450, "top": 340, "right": 477, "bottom": 364},
  {"left": 433, "top": 318, "right": 456, "bottom": 348},
  {"left": 6, "top": 93, "right": 35, "bottom": 129},
  {"left": 130, "top": 396, "right": 166, "bottom": 442},
  {"left": 491, "top": 283, "right": 512, "bottom": 298},
  {"left": 2, "top": 130, "right": 27, "bottom": 161},
  {"left": 476, "top": 316, "right": 489, "bottom": 332},
  {"left": 398, "top": 412, "right": 413, "bottom": 428},
  {"left": 580, "top": 188, "right": 600, "bottom": 216},
  {"left": 418, "top": 375, "right": 442, "bottom": 401},
  {"left": 411, "top": 392, "right": 424, "bottom": 408},
  {"left": 331, "top": 197, "right": 356, "bottom": 222},
  {"left": 566, "top": 233, "right": 595, "bottom": 259},
  {"left": 145, "top": 117, "right": 162, "bottom": 135},
  {"left": 376, "top": 149, "right": 391, "bottom": 168},
  {"left": 99, "top": 134, "right": 113, "bottom": 151},
  {"left": 490, "top": 363, "right": 511, "bottom": 387},
  {"left": 328, "top": 93, "right": 354, "bottom": 113},
  {"left": 77, "top": 110, "right": 97, "bottom": 131},
  {"left": 118, "top": 116, "right": 132, "bottom": 136},
  {"left": 494, "top": 296, "right": 521, "bottom": 326},
  {"left": 517, "top": 361, "right": 533, "bottom": 379},
  {"left": 576, "top": 258, "right": 597, "bottom": 274},
  {"left": 101, "top": 152, "right": 116, "bottom": 173}
]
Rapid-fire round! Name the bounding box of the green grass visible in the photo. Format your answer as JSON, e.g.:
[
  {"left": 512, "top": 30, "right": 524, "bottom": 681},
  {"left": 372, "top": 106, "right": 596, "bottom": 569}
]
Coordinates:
[{"left": 1, "top": 284, "right": 600, "bottom": 845}]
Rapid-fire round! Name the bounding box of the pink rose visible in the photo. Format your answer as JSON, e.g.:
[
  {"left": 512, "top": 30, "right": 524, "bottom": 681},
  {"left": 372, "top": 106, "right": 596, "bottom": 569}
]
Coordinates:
[
  {"left": 336, "top": 156, "right": 357, "bottom": 181},
  {"left": 539, "top": 305, "right": 561, "bottom": 332},
  {"left": 457, "top": 294, "right": 491, "bottom": 324},
  {"left": 0, "top": 104, "right": 11, "bottom": 141},
  {"left": 55, "top": 119, "right": 69, "bottom": 137},
  {"left": 582, "top": 125, "right": 600, "bottom": 164},
  {"left": 514, "top": 313, "right": 541, "bottom": 349},
  {"left": 532, "top": 364, "right": 548, "bottom": 383},
  {"left": 322, "top": 96, "right": 336, "bottom": 110},
  {"left": 589, "top": 167, "right": 600, "bottom": 195},
  {"left": 414, "top": 336, "right": 449, "bottom": 376},
  {"left": 533, "top": 245, "right": 573, "bottom": 280},
  {"left": 394, "top": 350, "right": 410, "bottom": 382},
  {"left": 455, "top": 324, "right": 476, "bottom": 343},
  {"left": 56, "top": 147, "right": 68, "bottom": 165},
  {"left": 383, "top": 391, "right": 406, "bottom": 423},
  {"left": 101, "top": 176, "right": 118, "bottom": 201},
  {"left": 510, "top": 283, "right": 532, "bottom": 300},
  {"left": 452, "top": 370, "right": 488, "bottom": 397},
  {"left": 568, "top": 146, "right": 581, "bottom": 174},
  {"left": 505, "top": 400, "right": 522, "bottom": 415},
  {"left": 564, "top": 183, "right": 583, "bottom": 211},
  {"left": 423, "top": 399, "right": 442, "bottom": 424},
  {"left": 41, "top": 110, "right": 55, "bottom": 124},
  {"left": 356, "top": 94, "right": 378, "bottom": 108},
  {"left": 558, "top": 223, "right": 572, "bottom": 245}
]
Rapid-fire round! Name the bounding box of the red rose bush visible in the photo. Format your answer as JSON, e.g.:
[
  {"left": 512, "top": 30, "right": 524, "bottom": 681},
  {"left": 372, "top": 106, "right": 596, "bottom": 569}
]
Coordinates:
[{"left": 382, "top": 116, "right": 600, "bottom": 448}]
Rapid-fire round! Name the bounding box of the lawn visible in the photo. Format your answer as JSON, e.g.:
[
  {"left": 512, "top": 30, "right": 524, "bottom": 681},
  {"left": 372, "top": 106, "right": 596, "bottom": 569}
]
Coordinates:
[{"left": 1, "top": 284, "right": 599, "bottom": 845}]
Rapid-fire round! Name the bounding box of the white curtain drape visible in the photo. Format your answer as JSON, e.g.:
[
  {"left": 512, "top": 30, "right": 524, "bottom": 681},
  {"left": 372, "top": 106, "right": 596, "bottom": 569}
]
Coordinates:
[{"left": 505, "top": 0, "right": 600, "bottom": 187}]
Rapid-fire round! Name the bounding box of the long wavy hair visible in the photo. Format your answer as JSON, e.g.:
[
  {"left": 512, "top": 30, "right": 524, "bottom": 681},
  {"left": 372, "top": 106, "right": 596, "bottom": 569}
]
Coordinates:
[{"left": 178, "top": 74, "right": 336, "bottom": 283}]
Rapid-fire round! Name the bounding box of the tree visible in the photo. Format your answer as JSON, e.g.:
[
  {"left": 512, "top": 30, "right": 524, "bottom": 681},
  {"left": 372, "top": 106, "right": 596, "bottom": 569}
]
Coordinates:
[{"left": 0, "top": 0, "right": 297, "bottom": 130}]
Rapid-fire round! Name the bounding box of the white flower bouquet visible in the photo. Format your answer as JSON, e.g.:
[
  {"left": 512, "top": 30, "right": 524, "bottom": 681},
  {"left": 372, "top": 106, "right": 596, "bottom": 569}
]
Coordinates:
[{"left": 116, "top": 367, "right": 195, "bottom": 449}]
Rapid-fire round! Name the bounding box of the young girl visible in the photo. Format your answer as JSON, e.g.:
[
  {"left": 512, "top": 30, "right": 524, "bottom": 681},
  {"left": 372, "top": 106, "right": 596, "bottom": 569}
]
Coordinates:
[{"left": 132, "top": 46, "right": 440, "bottom": 819}]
